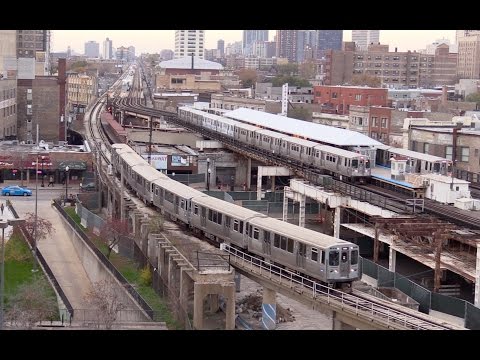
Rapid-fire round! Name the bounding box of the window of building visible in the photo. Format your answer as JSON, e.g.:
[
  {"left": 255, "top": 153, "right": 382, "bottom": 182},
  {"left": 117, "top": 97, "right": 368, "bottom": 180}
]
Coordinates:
[
  {"left": 381, "top": 117, "right": 387, "bottom": 128},
  {"left": 26, "top": 104, "right": 32, "bottom": 115},
  {"left": 461, "top": 147, "right": 470, "bottom": 162},
  {"left": 445, "top": 146, "right": 453, "bottom": 160},
  {"left": 332, "top": 92, "right": 337, "bottom": 99},
  {"left": 424, "top": 143, "right": 430, "bottom": 154},
  {"left": 371, "top": 116, "right": 378, "bottom": 127},
  {"left": 355, "top": 94, "right": 362, "bottom": 101}
]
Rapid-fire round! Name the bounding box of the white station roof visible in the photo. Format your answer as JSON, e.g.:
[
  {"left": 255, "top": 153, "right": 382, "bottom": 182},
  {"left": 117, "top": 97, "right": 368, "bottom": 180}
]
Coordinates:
[
  {"left": 158, "top": 57, "right": 223, "bottom": 70},
  {"left": 224, "top": 108, "right": 382, "bottom": 147}
]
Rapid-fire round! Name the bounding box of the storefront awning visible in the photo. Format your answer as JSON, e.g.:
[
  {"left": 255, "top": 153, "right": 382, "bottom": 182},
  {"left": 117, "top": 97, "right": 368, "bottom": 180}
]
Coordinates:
[{"left": 58, "top": 161, "right": 87, "bottom": 171}]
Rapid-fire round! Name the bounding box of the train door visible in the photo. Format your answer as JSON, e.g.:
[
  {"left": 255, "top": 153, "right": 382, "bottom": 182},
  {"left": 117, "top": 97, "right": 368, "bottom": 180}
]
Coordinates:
[
  {"left": 174, "top": 196, "right": 179, "bottom": 215},
  {"left": 339, "top": 247, "right": 350, "bottom": 277},
  {"left": 296, "top": 242, "right": 306, "bottom": 268},
  {"left": 200, "top": 207, "right": 206, "bottom": 227},
  {"left": 223, "top": 216, "right": 230, "bottom": 236},
  {"left": 263, "top": 230, "right": 271, "bottom": 255},
  {"left": 244, "top": 222, "right": 250, "bottom": 245},
  {"left": 357, "top": 158, "right": 365, "bottom": 175}
]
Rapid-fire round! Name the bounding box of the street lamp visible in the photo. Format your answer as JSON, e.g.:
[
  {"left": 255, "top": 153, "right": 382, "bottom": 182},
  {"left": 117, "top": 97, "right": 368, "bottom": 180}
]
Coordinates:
[
  {"left": 206, "top": 158, "right": 210, "bottom": 191},
  {"left": 64, "top": 166, "right": 70, "bottom": 206},
  {"left": 0, "top": 218, "right": 25, "bottom": 329},
  {"left": 41, "top": 155, "right": 45, "bottom": 187}
]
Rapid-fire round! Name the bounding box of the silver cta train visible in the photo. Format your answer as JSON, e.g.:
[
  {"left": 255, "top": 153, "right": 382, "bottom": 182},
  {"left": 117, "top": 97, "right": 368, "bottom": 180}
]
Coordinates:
[{"left": 111, "top": 143, "right": 361, "bottom": 289}]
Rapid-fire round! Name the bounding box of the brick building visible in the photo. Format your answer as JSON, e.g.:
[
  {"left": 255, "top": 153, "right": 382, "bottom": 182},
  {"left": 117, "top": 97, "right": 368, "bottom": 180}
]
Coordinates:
[{"left": 313, "top": 85, "right": 388, "bottom": 115}]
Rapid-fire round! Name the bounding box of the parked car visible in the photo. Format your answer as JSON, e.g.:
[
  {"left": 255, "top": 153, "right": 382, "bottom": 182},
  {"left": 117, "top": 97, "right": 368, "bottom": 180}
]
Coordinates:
[
  {"left": 80, "top": 182, "right": 96, "bottom": 192},
  {"left": 1, "top": 185, "right": 32, "bottom": 196}
]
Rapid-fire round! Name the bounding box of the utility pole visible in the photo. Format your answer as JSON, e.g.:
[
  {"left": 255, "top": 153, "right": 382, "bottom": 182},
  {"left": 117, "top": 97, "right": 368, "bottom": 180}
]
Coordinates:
[
  {"left": 148, "top": 116, "right": 153, "bottom": 166},
  {"left": 120, "top": 162, "right": 124, "bottom": 221}
]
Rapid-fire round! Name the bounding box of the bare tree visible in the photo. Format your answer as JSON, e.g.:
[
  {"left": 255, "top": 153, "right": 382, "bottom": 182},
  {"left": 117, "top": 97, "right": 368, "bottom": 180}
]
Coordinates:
[
  {"left": 22, "top": 212, "right": 55, "bottom": 243},
  {"left": 6, "top": 277, "right": 57, "bottom": 329},
  {"left": 148, "top": 214, "right": 164, "bottom": 234},
  {"left": 84, "top": 280, "right": 127, "bottom": 329},
  {"left": 100, "top": 217, "right": 130, "bottom": 259}
]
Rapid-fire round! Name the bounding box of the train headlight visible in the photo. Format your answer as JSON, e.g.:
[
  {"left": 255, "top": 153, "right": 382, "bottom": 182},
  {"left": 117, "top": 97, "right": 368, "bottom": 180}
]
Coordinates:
[{"left": 333, "top": 270, "right": 338, "bottom": 273}]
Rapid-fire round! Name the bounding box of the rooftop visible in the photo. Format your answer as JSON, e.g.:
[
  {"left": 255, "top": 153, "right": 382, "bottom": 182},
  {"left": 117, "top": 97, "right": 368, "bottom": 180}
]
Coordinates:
[
  {"left": 158, "top": 57, "right": 223, "bottom": 70},
  {"left": 224, "top": 108, "right": 383, "bottom": 147}
]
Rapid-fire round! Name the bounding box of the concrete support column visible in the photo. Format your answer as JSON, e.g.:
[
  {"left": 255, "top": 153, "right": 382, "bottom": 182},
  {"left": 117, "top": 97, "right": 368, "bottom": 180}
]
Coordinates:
[
  {"left": 120, "top": 111, "right": 124, "bottom": 126},
  {"left": 224, "top": 284, "right": 235, "bottom": 330},
  {"left": 26, "top": 170, "right": 30, "bottom": 184},
  {"left": 389, "top": 246, "right": 397, "bottom": 272},
  {"left": 246, "top": 157, "right": 251, "bottom": 191},
  {"left": 180, "top": 269, "right": 191, "bottom": 318},
  {"left": 475, "top": 243, "right": 480, "bottom": 307},
  {"left": 262, "top": 287, "right": 276, "bottom": 330},
  {"left": 257, "top": 166, "right": 263, "bottom": 200},
  {"left": 193, "top": 283, "right": 204, "bottom": 330},
  {"left": 271, "top": 176, "right": 275, "bottom": 192},
  {"left": 168, "top": 252, "right": 174, "bottom": 287},
  {"left": 332, "top": 311, "right": 356, "bottom": 330},
  {"left": 373, "top": 224, "right": 380, "bottom": 263},
  {"left": 333, "top": 207, "right": 341, "bottom": 239},
  {"left": 208, "top": 294, "right": 219, "bottom": 314}
]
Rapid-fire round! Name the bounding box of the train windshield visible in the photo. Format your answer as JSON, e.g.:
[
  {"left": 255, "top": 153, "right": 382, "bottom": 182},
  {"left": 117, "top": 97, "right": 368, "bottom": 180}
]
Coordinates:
[
  {"left": 365, "top": 160, "right": 370, "bottom": 168},
  {"left": 433, "top": 162, "right": 440, "bottom": 173},
  {"left": 351, "top": 250, "right": 358, "bottom": 265},
  {"left": 351, "top": 159, "right": 358, "bottom": 168},
  {"left": 329, "top": 251, "right": 339, "bottom": 266}
]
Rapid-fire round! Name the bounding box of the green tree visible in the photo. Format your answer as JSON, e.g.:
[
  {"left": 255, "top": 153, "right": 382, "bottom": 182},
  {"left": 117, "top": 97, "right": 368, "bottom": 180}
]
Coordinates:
[
  {"left": 466, "top": 92, "right": 480, "bottom": 106},
  {"left": 350, "top": 74, "right": 382, "bottom": 87},
  {"left": 274, "top": 63, "right": 299, "bottom": 76},
  {"left": 271, "top": 76, "right": 310, "bottom": 87},
  {"left": 288, "top": 107, "right": 311, "bottom": 120},
  {"left": 238, "top": 68, "right": 258, "bottom": 88},
  {"left": 299, "top": 60, "right": 317, "bottom": 79}
]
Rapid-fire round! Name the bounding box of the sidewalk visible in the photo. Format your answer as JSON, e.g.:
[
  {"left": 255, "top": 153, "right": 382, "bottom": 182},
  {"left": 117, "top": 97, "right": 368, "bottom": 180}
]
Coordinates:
[{"left": 1, "top": 179, "right": 82, "bottom": 191}]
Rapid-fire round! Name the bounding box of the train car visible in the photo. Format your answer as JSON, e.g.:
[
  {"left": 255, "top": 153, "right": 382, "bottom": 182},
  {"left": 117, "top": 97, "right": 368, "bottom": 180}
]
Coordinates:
[
  {"left": 281, "top": 136, "right": 317, "bottom": 164},
  {"left": 131, "top": 163, "right": 167, "bottom": 204},
  {"left": 114, "top": 143, "right": 361, "bottom": 289},
  {"left": 247, "top": 217, "right": 360, "bottom": 288},
  {"left": 252, "top": 129, "right": 288, "bottom": 154},
  {"left": 315, "top": 145, "right": 371, "bottom": 179},
  {"left": 152, "top": 177, "right": 205, "bottom": 225},
  {"left": 111, "top": 144, "right": 136, "bottom": 175},
  {"left": 377, "top": 147, "right": 452, "bottom": 175},
  {"left": 233, "top": 122, "right": 261, "bottom": 145},
  {"left": 190, "top": 195, "right": 266, "bottom": 248}
]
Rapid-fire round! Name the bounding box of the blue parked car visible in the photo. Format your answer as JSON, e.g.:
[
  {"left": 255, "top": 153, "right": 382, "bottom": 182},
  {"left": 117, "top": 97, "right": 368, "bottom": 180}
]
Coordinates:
[{"left": 1, "top": 185, "right": 33, "bottom": 196}]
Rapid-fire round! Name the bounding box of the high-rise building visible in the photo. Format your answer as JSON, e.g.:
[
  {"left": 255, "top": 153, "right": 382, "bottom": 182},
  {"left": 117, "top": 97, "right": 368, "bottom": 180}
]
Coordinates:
[
  {"left": 458, "top": 35, "right": 480, "bottom": 79},
  {"left": 456, "top": 30, "right": 480, "bottom": 44},
  {"left": 102, "top": 38, "right": 113, "bottom": 59},
  {"left": 352, "top": 30, "right": 380, "bottom": 51},
  {"left": 0, "top": 30, "right": 16, "bottom": 78},
  {"left": 243, "top": 30, "right": 268, "bottom": 55},
  {"left": 128, "top": 46, "right": 135, "bottom": 59},
  {"left": 174, "top": 30, "right": 205, "bottom": 59},
  {"left": 17, "top": 30, "right": 51, "bottom": 76},
  {"left": 276, "top": 30, "right": 298, "bottom": 62},
  {"left": 160, "top": 49, "right": 174, "bottom": 61},
  {"left": 316, "top": 30, "right": 343, "bottom": 58},
  {"left": 84, "top": 41, "right": 99, "bottom": 58},
  {"left": 217, "top": 39, "right": 225, "bottom": 57}
]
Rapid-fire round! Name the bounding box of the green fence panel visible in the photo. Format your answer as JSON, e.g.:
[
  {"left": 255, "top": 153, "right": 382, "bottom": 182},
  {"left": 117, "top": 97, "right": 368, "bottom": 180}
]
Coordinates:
[
  {"left": 378, "top": 266, "right": 395, "bottom": 287},
  {"left": 410, "top": 283, "right": 431, "bottom": 314},
  {"left": 465, "top": 302, "right": 480, "bottom": 330},
  {"left": 431, "top": 292, "right": 466, "bottom": 318},
  {"left": 360, "top": 258, "right": 378, "bottom": 279},
  {"left": 395, "top": 274, "right": 413, "bottom": 298}
]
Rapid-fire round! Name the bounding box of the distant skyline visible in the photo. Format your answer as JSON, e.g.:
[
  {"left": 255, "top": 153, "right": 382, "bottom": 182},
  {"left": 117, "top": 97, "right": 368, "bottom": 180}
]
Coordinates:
[{"left": 52, "top": 30, "right": 457, "bottom": 55}]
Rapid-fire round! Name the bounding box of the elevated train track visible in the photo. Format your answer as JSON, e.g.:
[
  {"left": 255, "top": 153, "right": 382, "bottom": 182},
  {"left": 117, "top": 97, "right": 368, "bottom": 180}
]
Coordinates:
[
  {"left": 82, "top": 83, "right": 467, "bottom": 330},
  {"left": 113, "top": 97, "right": 480, "bottom": 229}
]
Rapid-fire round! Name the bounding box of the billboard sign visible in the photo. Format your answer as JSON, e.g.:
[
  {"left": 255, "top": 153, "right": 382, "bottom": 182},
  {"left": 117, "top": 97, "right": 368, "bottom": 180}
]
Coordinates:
[
  {"left": 141, "top": 154, "right": 168, "bottom": 170},
  {"left": 171, "top": 155, "right": 189, "bottom": 167}
]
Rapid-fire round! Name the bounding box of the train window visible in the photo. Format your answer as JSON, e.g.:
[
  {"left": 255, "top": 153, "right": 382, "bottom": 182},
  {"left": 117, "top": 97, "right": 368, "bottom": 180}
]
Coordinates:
[
  {"left": 345, "top": 158, "right": 347, "bottom": 166},
  {"left": 351, "top": 159, "right": 358, "bottom": 168},
  {"left": 155, "top": 188, "right": 159, "bottom": 196},
  {"left": 264, "top": 231, "right": 270, "bottom": 243},
  {"left": 287, "top": 238, "right": 294, "bottom": 253},
  {"left": 217, "top": 213, "right": 222, "bottom": 225},
  {"left": 253, "top": 228, "right": 259, "bottom": 240},
  {"left": 208, "top": 210, "right": 213, "bottom": 221},
  {"left": 321, "top": 251, "right": 325, "bottom": 264},
  {"left": 240, "top": 221, "right": 244, "bottom": 234},
  {"left": 233, "top": 220, "right": 239, "bottom": 232},
  {"left": 280, "top": 236, "right": 287, "bottom": 251},
  {"left": 329, "top": 251, "right": 339, "bottom": 266},
  {"left": 341, "top": 251, "right": 348, "bottom": 263},
  {"left": 225, "top": 216, "right": 231, "bottom": 228},
  {"left": 351, "top": 250, "right": 358, "bottom": 265},
  {"left": 212, "top": 211, "right": 218, "bottom": 223},
  {"left": 180, "top": 200, "right": 185, "bottom": 209},
  {"left": 194, "top": 205, "right": 199, "bottom": 215},
  {"left": 366, "top": 160, "right": 370, "bottom": 168},
  {"left": 311, "top": 248, "right": 318, "bottom": 262},
  {"left": 274, "top": 234, "right": 280, "bottom": 248},
  {"left": 433, "top": 163, "right": 440, "bottom": 172}
]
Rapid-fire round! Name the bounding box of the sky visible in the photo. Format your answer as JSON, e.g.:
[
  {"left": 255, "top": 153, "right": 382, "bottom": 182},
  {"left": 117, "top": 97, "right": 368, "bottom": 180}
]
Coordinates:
[{"left": 52, "top": 30, "right": 457, "bottom": 54}]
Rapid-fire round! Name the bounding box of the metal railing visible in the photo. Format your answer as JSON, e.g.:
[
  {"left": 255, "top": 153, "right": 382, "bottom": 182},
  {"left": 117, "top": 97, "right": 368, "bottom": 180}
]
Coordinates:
[{"left": 220, "top": 244, "right": 452, "bottom": 330}]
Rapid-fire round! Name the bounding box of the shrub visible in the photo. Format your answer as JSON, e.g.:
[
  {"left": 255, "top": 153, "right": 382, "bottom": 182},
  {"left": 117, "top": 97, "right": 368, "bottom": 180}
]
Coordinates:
[{"left": 139, "top": 265, "right": 152, "bottom": 287}]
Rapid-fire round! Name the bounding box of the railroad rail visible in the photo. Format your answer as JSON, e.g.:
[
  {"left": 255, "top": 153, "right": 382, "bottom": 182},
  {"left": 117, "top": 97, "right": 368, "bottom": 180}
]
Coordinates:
[{"left": 220, "top": 244, "right": 461, "bottom": 330}]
